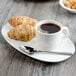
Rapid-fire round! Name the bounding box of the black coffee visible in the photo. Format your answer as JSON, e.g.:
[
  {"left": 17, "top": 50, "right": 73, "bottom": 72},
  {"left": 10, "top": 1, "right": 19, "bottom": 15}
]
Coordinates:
[{"left": 40, "top": 23, "right": 61, "bottom": 33}]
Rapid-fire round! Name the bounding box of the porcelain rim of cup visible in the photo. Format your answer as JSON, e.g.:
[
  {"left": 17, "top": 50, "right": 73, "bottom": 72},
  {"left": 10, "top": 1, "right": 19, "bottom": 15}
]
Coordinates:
[{"left": 36, "top": 20, "right": 63, "bottom": 35}]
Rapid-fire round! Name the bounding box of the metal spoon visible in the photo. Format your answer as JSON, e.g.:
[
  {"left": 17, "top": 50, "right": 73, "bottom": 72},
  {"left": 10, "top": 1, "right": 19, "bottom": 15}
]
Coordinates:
[{"left": 19, "top": 46, "right": 73, "bottom": 55}]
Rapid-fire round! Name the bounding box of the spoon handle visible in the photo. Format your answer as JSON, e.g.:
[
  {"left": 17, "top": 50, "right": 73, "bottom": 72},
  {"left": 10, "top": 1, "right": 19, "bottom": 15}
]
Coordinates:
[{"left": 35, "top": 50, "right": 73, "bottom": 55}]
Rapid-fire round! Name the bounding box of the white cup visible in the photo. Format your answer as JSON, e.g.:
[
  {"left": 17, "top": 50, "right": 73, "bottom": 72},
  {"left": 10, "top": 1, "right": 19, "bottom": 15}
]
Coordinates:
[{"left": 36, "top": 20, "right": 69, "bottom": 51}]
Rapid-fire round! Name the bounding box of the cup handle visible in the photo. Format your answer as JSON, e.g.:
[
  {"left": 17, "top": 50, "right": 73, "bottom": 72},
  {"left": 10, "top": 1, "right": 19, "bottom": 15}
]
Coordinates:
[{"left": 62, "top": 26, "right": 70, "bottom": 37}]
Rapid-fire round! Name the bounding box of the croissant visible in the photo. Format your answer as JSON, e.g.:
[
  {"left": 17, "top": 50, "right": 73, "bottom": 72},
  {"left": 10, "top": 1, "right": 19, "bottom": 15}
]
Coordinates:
[
  {"left": 8, "top": 16, "right": 37, "bottom": 27},
  {"left": 8, "top": 24, "right": 36, "bottom": 41}
]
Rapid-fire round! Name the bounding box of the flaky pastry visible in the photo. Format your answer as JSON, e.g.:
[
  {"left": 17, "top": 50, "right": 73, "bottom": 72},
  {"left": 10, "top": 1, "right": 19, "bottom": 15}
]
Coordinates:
[
  {"left": 8, "top": 16, "right": 37, "bottom": 27},
  {"left": 8, "top": 24, "right": 36, "bottom": 41},
  {"left": 64, "top": 0, "right": 76, "bottom": 9}
]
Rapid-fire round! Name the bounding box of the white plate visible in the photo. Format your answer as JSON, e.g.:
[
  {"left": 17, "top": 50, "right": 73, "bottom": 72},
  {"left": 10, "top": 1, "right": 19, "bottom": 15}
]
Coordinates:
[
  {"left": 59, "top": 0, "right": 76, "bottom": 13},
  {"left": 1, "top": 23, "right": 75, "bottom": 63}
]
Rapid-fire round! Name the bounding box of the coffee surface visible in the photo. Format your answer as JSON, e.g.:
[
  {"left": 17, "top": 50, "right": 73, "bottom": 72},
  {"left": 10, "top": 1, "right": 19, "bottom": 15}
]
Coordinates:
[{"left": 40, "top": 23, "right": 60, "bottom": 33}]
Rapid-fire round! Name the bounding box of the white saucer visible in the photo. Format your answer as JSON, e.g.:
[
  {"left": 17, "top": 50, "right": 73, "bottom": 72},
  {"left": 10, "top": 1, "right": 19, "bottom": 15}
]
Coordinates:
[{"left": 1, "top": 23, "right": 75, "bottom": 63}]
